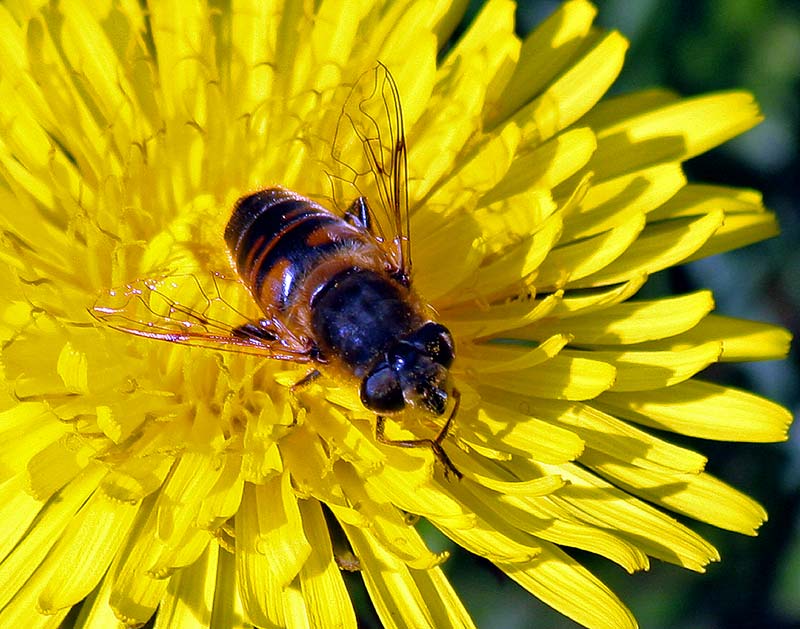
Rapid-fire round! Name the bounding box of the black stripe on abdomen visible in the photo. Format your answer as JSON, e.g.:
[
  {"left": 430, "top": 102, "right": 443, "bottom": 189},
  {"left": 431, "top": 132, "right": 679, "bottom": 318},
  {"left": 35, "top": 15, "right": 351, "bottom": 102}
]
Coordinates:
[
  {"left": 226, "top": 189, "right": 332, "bottom": 273},
  {"left": 225, "top": 188, "right": 362, "bottom": 310},
  {"left": 250, "top": 216, "right": 349, "bottom": 305}
]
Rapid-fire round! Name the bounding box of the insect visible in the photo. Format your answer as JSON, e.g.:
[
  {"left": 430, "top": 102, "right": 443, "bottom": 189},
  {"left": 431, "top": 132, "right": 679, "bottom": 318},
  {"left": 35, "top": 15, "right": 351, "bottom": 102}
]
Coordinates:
[{"left": 92, "top": 64, "right": 461, "bottom": 478}]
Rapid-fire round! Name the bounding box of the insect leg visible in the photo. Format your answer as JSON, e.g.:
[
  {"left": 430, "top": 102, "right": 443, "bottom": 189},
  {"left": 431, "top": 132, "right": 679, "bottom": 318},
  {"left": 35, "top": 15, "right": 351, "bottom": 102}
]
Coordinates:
[
  {"left": 375, "top": 415, "right": 462, "bottom": 480},
  {"left": 232, "top": 321, "right": 278, "bottom": 341},
  {"left": 287, "top": 369, "right": 322, "bottom": 420},
  {"left": 343, "top": 197, "right": 372, "bottom": 232},
  {"left": 291, "top": 369, "right": 322, "bottom": 392},
  {"left": 433, "top": 387, "right": 460, "bottom": 449}
]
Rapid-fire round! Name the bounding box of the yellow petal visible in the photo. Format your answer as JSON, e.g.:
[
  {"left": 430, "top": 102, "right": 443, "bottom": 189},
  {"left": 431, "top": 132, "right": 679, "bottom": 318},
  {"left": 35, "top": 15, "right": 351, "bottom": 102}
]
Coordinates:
[
  {"left": 540, "top": 462, "right": 719, "bottom": 571},
  {"left": 297, "top": 499, "right": 357, "bottom": 628},
  {"left": 155, "top": 451, "right": 224, "bottom": 543},
  {"left": 413, "top": 210, "right": 484, "bottom": 303},
  {"left": 599, "top": 379, "right": 792, "bottom": 441},
  {"left": 0, "top": 473, "right": 45, "bottom": 563},
  {"left": 570, "top": 210, "right": 724, "bottom": 288},
  {"left": 436, "top": 512, "right": 541, "bottom": 564},
  {"left": 227, "top": 0, "right": 277, "bottom": 117},
  {"left": 310, "top": 0, "right": 371, "bottom": 92},
  {"left": 460, "top": 334, "right": 571, "bottom": 373},
  {"left": 513, "top": 31, "right": 629, "bottom": 145},
  {"left": 60, "top": 0, "right": 144, "bottom": 151},
  {"left": 38, "top": 487, "right": 139, "bottom": 614},
  {"left": 457, "top": 211, "right": 562, "bottom": 300},
  {"left": 649, "top": 182, "right": 766, "bottom": 220},
  {"left": 26, "top": 434, "right": 91, "bottom": 501},
  {"left": 570, "top": 341, "right": 722, "bottom": 392},
  {"left": 252, "top": 473, "right": 311, "bottom": 586},
  {"left": 584, "top": 91, "right": 763, "bottom": 179},
  {"left": 484, "top": 127, "right": 596, "bottom": 203},
  {"left": 512, "top": 396, "right": 707, "bottom": 474},
  {"left": 461, "top": 398, "right": 585, "bottom": 464},
  {"left": 411, "top": 50, "right": 493, "bottom": 200},
  {"left": 582, "top": 450, "right": 768, "bottom": 535},
  {"left": 469, "top": 471, "right": 566, "bottom": 497},
  {"left": 367, "top": 459, "right": 474, "bottom": 528},
  {"left": 149, "top": 527, "right": 214, "bottom": 578},
  {"left": 480, "top": 353, "right": 616, "bottom": 401},
  {"left": 152, "top": 544, "right": 218, "bottom": 629},
  {"left": 344, "top": 524, "right": 476, "bottom": 629},
  {"left": 550, "top": 275, "right": 647, "bottom": 317},
  {"left": 441, "top": 0, "right": 519, "bottom": 117},
  {"left": 0, "top": 467, "right": 103, "bottom": 610},
  {"left": 531, "top": 290, "right": 715, "bottom": 344},
  {"left": 234, "top": 483, "right": 287, "bottom": 628},
  {"left": 56, "top": 341, "right": 90, "bottom": 395},
  {"left": 463, "top": 481, "right": 648, "bottom": 572},
  {"left": 377, "top": 2, "right": 441, "bottom": 127},
  {"left": 426, "top": 122, "right": 521, "bottom": 210},
  {"left": 444, "top": 291, "right": 562, "bottom": 341},
  {"left": 630, "top": 314, "right": 792, "bottom": 361},
  {"left": 101, "top": 451, "right": 174, "bottom": 503},
  {"left": 302, "top": 404, "right": 384, "bottom": 469},
  {"left": 107, "top": 516, "right": 170, "bottom": 625},
  {"left": 0, "top": 568, "right": 70, "bottom": 628},
  {"left": 148, "top": 0, "right": 208, "bottom": 122},
  {"left": 648, "top": 182, "right": 779, "bottom": 261},
  {"left": 338, "top": 464, "right": 446, "bottom": 570},
  {"left": 685, "top": 211, "right": 780, "bottom": 261},
  {"left": 473, "top": 189, "right": 557, "bottom": 255},
  {"left": 210, "top": 547, "right": 250, "bottom": 628},
  {"left": 0, "top": 7, "right": 57, "bottom": 133},
  {"left": 559, "top": 162, "right": 686, "bottom": 241},
  {"left": 486, "top": 0, "right": 597, "bottom": 126},
  {"left": 498, "top": 546, "right": 637, "bottom": 629},
  {"left": 72, "top": 570, "right": 126, "bottom": 629},
  {"left": 535, "top": 211, "right": 646, "bottom": 289}
]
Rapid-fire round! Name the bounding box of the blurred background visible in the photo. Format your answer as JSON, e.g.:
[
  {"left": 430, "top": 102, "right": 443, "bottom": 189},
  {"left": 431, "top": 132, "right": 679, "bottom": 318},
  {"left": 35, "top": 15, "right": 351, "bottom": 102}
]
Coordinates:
[{"left": 431, "top": 1, "right": 800, "bottom": 628}]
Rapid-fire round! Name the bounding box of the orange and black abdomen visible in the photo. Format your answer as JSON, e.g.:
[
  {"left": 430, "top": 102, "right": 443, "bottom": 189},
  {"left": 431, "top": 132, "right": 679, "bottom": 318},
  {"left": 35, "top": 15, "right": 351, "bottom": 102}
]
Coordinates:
[
  {"left": 225, "top": 188, "right": 424, "bottom": 373},
  {"left": 225, "top": 188, "right": 370, "bottom": 313}
]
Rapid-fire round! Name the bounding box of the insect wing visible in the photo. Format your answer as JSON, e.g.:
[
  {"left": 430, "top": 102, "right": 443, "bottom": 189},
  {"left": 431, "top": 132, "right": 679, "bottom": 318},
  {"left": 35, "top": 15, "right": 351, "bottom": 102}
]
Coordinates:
[
  {"left": 90, "top": 274, "right": 312, "bottom": 361},
  {"left": 332, "top": 63, "right": 411, "bottom": 279}
]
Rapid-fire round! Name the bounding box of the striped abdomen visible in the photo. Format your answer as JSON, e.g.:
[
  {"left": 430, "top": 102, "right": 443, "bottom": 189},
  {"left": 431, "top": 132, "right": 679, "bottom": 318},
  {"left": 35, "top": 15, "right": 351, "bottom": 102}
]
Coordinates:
[{"left": 224, "top": 188, "right": 383, "bottom": 317}]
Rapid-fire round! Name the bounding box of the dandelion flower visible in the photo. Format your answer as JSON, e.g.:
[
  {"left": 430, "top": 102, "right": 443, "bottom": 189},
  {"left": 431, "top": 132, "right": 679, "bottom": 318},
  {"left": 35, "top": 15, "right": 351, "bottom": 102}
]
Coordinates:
[{"left": 0, "top": 1, "right": 792, "bottom": 628}]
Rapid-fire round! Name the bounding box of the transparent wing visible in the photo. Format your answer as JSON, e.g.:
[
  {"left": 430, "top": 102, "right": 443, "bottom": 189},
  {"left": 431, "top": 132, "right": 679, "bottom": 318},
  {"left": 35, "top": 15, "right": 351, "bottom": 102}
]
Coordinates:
[
  {"left": 332, "top": 62, "right": 411, "bottom": 280},
  {"left": 90, "top": 273, "right": 314, "bottom": 361}
]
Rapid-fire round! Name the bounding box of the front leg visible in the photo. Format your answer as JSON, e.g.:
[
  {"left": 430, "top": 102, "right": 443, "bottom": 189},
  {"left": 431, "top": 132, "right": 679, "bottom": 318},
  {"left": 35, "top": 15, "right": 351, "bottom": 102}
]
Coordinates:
[
  {"left": 375, "top": 415, "right": 462, "bottom": 479},
  {"left": 281, "top": 368, "right": 322, "bottom": 427},
  {"left": 291, "top": 369, "right": 321, "bottom": 392}
]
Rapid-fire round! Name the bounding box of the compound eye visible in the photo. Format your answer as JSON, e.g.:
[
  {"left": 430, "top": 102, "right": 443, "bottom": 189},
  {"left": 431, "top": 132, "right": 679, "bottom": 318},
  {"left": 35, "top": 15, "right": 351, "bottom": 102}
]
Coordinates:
[
  {"left": 361, "top": 363, "right": 404, "bottom": 413},
  {"left": 407, "top": 322, "right": 455, "bottom": 368}
]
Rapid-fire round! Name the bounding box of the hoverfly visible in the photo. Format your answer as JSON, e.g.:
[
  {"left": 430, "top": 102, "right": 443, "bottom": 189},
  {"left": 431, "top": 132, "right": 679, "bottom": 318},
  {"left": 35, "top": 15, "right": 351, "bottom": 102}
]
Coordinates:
[{"left": 92, "top": 64, "right": 461, "bottom": 478}]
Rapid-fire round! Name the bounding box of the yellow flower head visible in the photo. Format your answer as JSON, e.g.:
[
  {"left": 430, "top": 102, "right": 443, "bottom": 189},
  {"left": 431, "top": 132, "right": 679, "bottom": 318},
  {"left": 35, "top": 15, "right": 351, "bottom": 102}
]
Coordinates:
[{"left": 0, "top": 1, "right": 792, "bottom": 628}]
